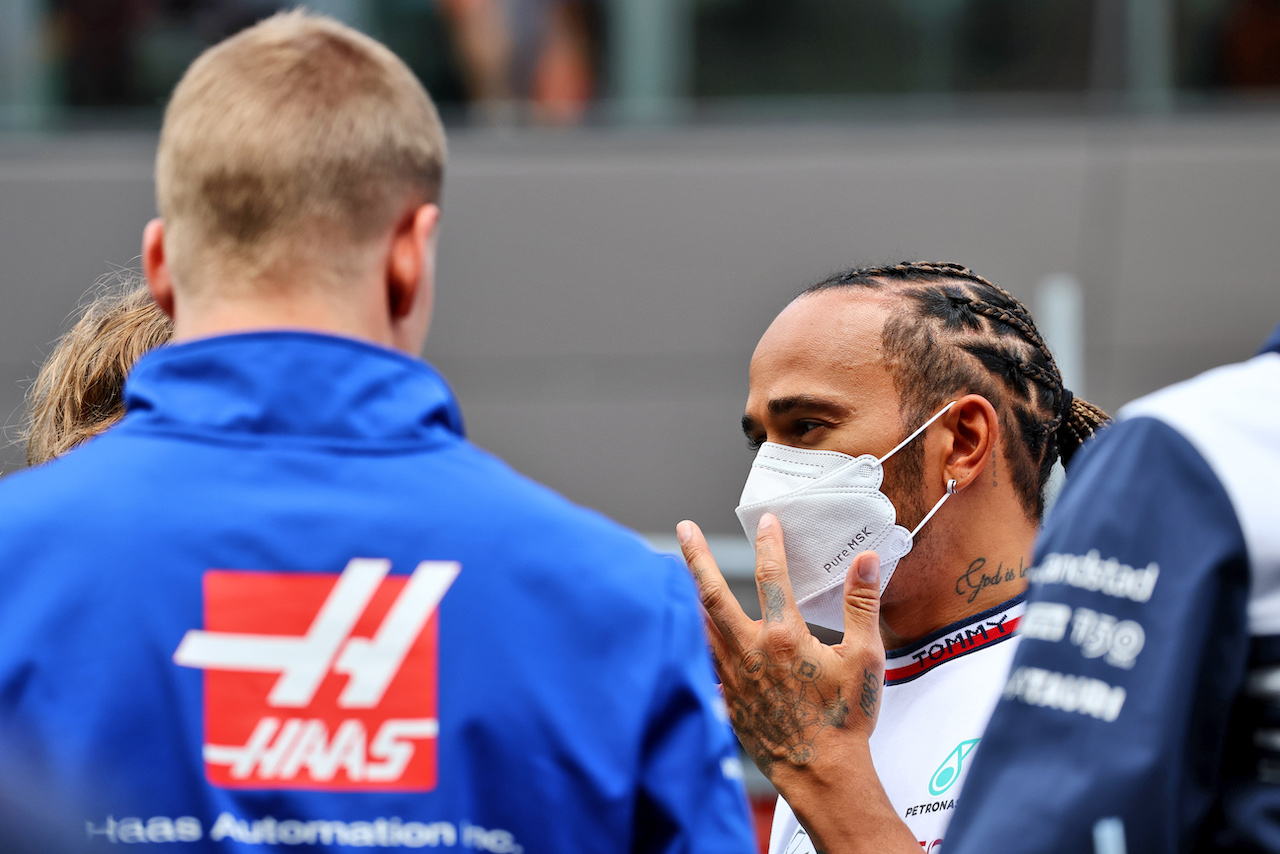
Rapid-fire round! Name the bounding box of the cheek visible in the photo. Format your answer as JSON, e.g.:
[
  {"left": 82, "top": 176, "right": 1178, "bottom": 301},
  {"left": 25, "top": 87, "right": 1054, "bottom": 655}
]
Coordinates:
[{"left": 881, "top": 447, "right": 930, "bottom": 526}]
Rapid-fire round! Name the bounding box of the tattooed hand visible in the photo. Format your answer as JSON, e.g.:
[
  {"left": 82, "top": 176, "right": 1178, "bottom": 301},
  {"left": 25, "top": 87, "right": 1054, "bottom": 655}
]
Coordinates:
[{"left": 677, "top": 513, "right": 887, "bottom": 786}]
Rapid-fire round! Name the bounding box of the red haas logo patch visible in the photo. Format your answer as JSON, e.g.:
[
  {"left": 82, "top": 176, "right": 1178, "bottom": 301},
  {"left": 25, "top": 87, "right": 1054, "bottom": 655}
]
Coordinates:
[{"left": 173, "top": 559, "right": 458, "bottom": 791}]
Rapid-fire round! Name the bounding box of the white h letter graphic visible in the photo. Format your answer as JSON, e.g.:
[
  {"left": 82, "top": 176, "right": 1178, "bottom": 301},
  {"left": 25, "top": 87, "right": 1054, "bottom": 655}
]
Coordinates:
[{"left": 174, "top": 559, "right": 459, "bottom": 708}]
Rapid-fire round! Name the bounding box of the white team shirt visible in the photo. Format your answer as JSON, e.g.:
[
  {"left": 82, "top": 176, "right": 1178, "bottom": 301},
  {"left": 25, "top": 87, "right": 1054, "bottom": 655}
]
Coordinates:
[{"left": 768, "top": 596, "right": 1025, "bottom": 854}]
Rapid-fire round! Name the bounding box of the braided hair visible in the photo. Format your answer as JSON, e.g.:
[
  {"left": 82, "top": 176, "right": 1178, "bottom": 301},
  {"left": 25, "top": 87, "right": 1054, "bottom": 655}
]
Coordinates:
[{"left": 803, "top": 261, "right": 1110, "bottom": 520}]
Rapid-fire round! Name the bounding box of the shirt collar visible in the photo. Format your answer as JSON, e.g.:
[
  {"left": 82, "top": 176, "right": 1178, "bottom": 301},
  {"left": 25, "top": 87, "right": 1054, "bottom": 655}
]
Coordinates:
[
  {"left": 883, "top": 595, "right": 1025, "bottom": 685},
  {"left": 122, "top": 331, "right": 465, "bottom": 443}
]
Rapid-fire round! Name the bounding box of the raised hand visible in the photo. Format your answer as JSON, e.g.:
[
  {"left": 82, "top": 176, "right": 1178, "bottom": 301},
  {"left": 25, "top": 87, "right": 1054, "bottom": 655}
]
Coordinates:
[
  {"left": 678, "top": 513, "right": 919, "bottom": 854},
  {"left": 677, "top": 512, "right": 883, "bottom": 779}
]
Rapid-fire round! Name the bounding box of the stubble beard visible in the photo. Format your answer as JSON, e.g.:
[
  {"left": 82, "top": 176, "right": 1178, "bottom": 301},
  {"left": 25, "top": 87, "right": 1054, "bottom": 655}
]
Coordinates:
[{"left": 878, "top": 440, "right": 936, "bottom": 606}]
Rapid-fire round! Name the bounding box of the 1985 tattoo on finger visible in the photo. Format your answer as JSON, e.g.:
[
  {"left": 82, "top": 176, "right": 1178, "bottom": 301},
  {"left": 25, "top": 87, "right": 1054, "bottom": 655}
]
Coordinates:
[{"left": 858, "top": 668, "right": 880, "bottom": 719}]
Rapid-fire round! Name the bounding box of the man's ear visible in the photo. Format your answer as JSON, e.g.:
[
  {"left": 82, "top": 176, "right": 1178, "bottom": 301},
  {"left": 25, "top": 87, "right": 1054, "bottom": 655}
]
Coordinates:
[
  {"left": 387, "top": 203, "right": 441, "bottom": 320},
  {"left": 143, "top": 218, "right": 176, "bottom": 320},
  {"left": 943, "top": 394, "right": 999, "bottom": 490}
]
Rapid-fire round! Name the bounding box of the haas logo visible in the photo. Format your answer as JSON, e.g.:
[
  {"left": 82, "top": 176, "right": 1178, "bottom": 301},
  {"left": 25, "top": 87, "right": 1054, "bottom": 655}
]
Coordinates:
[{"left": 174, "top": 559, "right": 459, "bottom": 791}]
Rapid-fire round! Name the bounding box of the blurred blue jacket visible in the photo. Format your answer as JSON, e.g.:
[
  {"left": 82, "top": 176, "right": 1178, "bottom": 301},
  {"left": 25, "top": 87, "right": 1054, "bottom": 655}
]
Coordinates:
[
  {"left": 947, "top": 319, "right": 1280, "bottom": 853},
  {"left": 0, "top": 331, "right": 753, "bottom": 854}
]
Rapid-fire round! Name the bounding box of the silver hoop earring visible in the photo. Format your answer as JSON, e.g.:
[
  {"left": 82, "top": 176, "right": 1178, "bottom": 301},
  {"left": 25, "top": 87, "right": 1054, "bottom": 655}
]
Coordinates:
[{"left": 946, "top": 478, "right": 958, "bottom": 495}]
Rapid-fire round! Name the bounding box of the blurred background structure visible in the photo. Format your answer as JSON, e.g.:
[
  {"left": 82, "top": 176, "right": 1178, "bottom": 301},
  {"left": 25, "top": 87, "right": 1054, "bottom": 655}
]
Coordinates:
[
  {"left": 6, "top": 0, "right": 1280, "bottom": 126},
  {"left": 2, "top": 1, "right": 1280, "bottom": 843}
]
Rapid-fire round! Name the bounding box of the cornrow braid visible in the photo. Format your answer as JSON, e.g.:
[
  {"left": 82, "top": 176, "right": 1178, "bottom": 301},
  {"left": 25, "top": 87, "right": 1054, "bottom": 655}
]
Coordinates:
[
  {"left": 1060, "top": 396, "right": 1111, "bottom": 464},
  {"left": 803, "top": 261, "right": 1111, "bottom": 519}
]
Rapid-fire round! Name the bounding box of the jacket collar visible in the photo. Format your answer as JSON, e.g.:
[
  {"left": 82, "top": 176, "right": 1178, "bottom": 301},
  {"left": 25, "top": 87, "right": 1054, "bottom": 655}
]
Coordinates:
[{"left": 123, "top": 331, "right": 465, "bottom": 443}]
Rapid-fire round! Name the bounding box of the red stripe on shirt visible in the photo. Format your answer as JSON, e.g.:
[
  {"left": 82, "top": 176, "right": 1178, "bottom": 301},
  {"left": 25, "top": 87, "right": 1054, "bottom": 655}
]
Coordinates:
[{"left": 884, "top": 615, "right": 1021, "bottom": 685}]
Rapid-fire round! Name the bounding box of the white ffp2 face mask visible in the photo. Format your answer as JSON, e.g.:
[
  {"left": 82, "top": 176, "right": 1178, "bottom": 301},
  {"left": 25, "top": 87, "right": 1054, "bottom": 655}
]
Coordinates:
[{"left": 734, "top": 402, "right": 956, "bottom": 630}]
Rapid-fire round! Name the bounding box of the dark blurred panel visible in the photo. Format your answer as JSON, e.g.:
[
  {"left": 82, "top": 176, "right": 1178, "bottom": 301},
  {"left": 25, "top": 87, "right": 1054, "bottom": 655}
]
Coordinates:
[
  {"left": 693, "top": 0, "right": 916, "bottom": 96},
  {"left": 49, "top": 0, "right": 290, "bottom": 110},
  {"left": 1216, "top": 0, "right": 1280, "bottom": 88},
  {"left": 954, "top": 0, "right": 1093, "bottom": 92},
  {"left": 692, "top": 0, "right": 1093, "bottom": 98},
  {"left": 373, "top": 1, "right": 469, "bottom": 108}
]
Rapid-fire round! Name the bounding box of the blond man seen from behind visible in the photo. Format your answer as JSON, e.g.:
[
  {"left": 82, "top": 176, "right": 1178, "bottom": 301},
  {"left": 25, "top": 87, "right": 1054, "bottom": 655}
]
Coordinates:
[{"left": 0, "top": 12, "right": 754, "bottom": 853}]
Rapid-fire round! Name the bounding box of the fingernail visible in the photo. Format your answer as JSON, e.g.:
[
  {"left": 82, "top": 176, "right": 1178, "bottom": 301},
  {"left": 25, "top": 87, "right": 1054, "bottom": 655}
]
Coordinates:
[
  {"left": 676, "top": 521, "right": 694, "bottom": 545},
  {"left": 757, "top": 513, "right": 776, "bottom": 533},
  {"left": 857, "top": 552, "right": 880, "bottom": 585}
]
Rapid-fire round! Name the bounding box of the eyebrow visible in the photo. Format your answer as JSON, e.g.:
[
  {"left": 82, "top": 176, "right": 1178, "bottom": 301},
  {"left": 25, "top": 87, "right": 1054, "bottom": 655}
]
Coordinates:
[{"left": 740, "top": 395, "right": 853, "bottom": 437}]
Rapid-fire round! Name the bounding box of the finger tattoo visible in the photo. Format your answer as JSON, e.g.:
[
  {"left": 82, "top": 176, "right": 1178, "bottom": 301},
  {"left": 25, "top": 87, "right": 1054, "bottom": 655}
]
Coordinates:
[
  {"left": 858, "top": 668, "right": 880, "bottom": 719},
  {"left": 760, "top": 581, "right": 786, "bottom": 623}
]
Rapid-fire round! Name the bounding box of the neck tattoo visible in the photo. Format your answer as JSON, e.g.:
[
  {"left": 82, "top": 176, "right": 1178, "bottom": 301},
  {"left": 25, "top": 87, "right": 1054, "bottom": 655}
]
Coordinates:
[{"left": 954, "top": 556, "right": 1028, "bottom": 604}]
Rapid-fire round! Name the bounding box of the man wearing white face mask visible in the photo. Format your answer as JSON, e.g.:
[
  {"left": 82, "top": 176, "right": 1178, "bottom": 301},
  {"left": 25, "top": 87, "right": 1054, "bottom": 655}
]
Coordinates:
[{"left": 678, "top": 262, "right": 1110, "bottom": 853}]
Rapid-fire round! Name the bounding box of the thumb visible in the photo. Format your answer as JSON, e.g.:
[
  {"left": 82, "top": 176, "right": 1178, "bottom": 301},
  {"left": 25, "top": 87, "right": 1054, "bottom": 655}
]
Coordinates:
[{"left": 842, "top": 550, "right": 882, "bottom": 641}]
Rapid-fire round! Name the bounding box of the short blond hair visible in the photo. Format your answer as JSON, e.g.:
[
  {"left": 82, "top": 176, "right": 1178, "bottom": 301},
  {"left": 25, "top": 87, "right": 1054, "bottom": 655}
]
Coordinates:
[
  {"left": 156, "top": 10, "right": 447, "bottom": 289},
  {"left": 24, "top": 278, "right": 174, "bottom": 466}
]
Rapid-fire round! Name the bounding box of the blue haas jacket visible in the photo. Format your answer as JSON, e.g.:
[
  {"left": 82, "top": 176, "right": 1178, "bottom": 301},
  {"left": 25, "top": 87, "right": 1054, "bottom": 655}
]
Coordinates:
[{"left": 0, "top": 332, "right": 754, "bottom": 854}]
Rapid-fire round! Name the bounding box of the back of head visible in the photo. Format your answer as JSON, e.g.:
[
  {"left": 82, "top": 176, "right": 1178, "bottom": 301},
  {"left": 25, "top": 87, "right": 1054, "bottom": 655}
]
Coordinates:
[
  {"left": 24, "top": 279, "right": 174, "bottom": 466},
  {"left": 156, "top": 10, "right": 446, "bottom": 293},
  {"left": 803, "top": 261, "right": 1111, "bottom": 520}
]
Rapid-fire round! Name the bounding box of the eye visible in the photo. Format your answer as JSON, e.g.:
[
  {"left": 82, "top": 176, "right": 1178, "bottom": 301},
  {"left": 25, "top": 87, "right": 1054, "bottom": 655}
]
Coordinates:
[
  {"left": 746, "top": 434, "right": 765, "bottom": 452},
  {"left": 791, "top": 419, "right": 827, "bottom": 443}
]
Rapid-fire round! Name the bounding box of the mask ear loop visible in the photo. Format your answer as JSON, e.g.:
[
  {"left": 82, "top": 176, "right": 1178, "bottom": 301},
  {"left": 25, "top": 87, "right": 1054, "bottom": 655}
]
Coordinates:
[
  {"left": 877, "top": 401, "right": 956, "bottom": 465},
  {"left": 909, "top": 478, "right": 958, "bottom": 538},
  {"left": 878, "top": 400, "right": 959, "bottom": 539}
]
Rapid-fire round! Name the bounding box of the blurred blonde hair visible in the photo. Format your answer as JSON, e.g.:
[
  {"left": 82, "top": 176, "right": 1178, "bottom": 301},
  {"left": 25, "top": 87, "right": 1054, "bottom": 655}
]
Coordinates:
[
  {"left": 156, "top": 9, "right": 447, "bottom": 292},
  {"left": 24, "top": 278, "right": 173, "bottom": 466}
]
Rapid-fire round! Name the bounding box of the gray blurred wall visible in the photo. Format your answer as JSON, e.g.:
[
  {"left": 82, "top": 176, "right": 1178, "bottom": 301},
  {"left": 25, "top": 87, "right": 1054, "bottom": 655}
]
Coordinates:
[{"left": 2, "top": 117, "right": 1278, "bottom": 543}]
